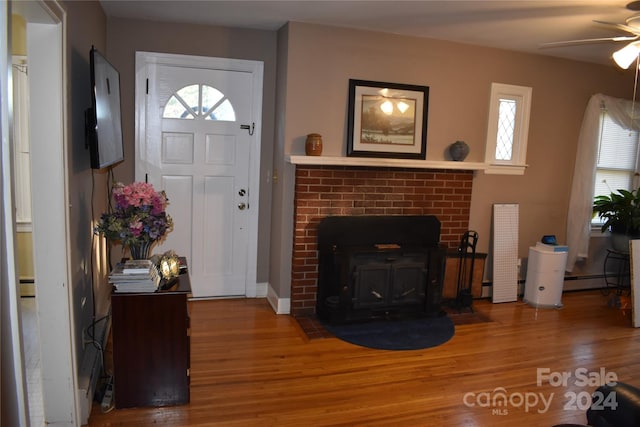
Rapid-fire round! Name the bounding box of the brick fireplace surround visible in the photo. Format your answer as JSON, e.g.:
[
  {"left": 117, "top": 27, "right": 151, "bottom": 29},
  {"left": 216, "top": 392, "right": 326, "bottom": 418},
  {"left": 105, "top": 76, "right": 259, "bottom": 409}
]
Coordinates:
[{"left": 291, "top": 165, "right": 473, "bottom": 317}]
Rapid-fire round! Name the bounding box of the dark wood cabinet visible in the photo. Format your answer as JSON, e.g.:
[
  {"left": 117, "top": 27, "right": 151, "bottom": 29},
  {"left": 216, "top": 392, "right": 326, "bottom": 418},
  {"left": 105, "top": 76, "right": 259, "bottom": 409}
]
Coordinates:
[{"left": 111, "top": 271, "right": 191, "bottom": 409}]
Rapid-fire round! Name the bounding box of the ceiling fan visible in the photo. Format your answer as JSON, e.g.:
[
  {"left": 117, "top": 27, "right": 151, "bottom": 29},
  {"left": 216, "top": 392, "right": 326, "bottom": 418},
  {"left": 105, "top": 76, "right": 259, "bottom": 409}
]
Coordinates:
[{"left": 541, "top": 1, "right": 640, "bottom": 68}]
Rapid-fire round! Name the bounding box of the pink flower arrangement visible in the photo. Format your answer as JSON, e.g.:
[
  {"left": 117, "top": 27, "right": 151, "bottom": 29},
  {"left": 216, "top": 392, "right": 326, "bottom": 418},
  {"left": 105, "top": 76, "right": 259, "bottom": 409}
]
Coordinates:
[
  {"left": 113, "top": 182, "right": 166, "bottom": 214},
  {"left": 95, "top": 182, "right": 173, "bottom": 246}
]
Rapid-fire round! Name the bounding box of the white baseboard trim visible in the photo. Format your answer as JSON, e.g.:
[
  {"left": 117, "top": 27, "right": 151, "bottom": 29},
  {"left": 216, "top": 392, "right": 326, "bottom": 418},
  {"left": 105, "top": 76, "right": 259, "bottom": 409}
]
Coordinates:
[
  {"left": 255, "top": 281, "right": 268, "bottom": 298},
  {"left": 266, "top": 284, "right": 290, "bottom": 314}
]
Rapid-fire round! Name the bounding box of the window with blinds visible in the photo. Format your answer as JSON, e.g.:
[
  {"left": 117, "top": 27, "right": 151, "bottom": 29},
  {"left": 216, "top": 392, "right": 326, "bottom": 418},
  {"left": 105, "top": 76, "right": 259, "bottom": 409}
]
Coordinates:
[{"left": 592, "top": 112, "right": 640, "bottom": 225}]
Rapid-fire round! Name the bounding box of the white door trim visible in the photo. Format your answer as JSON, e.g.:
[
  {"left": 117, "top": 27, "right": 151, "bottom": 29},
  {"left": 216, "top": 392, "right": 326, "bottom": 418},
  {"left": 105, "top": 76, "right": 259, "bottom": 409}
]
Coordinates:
[
  {"left": 1, "top": 4, "right": 28, "bottom": 426},
  {"left": 135, "top": 51, "right": 263, "bottom": 297},
  {"left": 27, "top": 5, "right": 80, "bottom": 426},
  {"left": 6, "top": 0, "right": 78, "bottom": 425}
]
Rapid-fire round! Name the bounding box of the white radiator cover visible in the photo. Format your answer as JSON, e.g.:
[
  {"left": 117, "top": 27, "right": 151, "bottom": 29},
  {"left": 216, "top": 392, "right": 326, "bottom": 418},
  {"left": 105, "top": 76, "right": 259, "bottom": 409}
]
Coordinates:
[{"left": 492, "top": 204, "right": 519, "bottom": 303}]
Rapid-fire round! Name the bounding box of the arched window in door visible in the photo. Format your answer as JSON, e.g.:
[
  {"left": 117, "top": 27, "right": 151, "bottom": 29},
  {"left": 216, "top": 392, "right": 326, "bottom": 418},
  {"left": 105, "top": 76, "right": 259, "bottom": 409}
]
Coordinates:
[{"left": 163, "top": 84, "right": 236, "bottom": 121}]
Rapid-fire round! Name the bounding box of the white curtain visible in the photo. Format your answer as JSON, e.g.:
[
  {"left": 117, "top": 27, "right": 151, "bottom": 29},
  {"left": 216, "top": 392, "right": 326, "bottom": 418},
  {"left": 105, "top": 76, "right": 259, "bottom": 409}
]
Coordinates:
[{"left": 566, "top": 93, "right": 636, "bottom": 272}]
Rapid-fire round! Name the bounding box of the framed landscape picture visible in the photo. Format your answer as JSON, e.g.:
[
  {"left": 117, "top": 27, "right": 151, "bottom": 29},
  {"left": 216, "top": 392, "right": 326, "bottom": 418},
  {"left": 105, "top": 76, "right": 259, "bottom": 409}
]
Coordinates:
[{"left": 347, "top": 79, "right": 429, "bottom": 159}]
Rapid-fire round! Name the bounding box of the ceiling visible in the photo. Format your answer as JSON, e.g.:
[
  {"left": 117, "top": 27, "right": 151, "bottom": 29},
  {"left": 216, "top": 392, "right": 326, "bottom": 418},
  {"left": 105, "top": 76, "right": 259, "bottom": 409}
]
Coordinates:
[{"left": 100, "top": 0, "right": 640, "bottom": 66}]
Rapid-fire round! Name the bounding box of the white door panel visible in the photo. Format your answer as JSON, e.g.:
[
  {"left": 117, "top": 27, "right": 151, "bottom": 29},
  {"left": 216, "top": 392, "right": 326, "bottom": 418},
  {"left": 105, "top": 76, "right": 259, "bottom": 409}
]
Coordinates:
[
  {"left": 160, "top": 175, "right": 194, "bottom": 267},
  {"left": 136, "top": 53, "right": 262, "bottom": 297}
]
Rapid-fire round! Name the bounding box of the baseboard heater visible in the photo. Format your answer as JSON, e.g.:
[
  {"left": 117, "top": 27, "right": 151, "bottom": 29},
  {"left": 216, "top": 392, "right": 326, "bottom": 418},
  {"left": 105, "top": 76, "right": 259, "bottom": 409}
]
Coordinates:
[
  {"left": 481, "top": 274, "right": 606, "bottom": 298},
  {"left": 563, "top": 273, "right": 605, "bottom": 281},
  {"left": 19, "top": 278, "right": 36, "bottom": 297}
]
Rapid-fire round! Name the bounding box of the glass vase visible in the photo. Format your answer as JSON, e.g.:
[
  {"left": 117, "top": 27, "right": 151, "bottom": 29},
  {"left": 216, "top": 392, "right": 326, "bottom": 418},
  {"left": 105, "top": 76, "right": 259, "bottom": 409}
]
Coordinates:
[{"left": 128, "top": 240, "right": 153, "bottom": 260}]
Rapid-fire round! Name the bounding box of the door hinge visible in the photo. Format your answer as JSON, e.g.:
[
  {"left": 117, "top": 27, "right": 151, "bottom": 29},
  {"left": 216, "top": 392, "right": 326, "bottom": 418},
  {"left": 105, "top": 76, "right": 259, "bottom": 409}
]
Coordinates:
[{"left": 146, "top": 78, "right": 149, "bottom": 95}]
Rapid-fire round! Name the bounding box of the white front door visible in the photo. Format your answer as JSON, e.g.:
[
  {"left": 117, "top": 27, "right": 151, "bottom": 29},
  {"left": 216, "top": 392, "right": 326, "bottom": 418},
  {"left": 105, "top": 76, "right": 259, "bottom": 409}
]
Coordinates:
[{"left": 135, "top": 52, "right": 262, "bottom": 298}]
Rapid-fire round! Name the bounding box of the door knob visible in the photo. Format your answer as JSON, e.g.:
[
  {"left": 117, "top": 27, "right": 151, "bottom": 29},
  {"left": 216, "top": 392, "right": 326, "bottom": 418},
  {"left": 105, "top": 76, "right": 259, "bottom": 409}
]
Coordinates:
[{"left": 238, "top": 203, "right": 247, "bottom": 210}]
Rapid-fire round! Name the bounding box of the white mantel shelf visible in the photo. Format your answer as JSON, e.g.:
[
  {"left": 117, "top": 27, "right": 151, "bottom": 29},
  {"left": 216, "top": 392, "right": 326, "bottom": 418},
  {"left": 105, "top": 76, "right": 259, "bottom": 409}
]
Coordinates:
[{"left": 287, "top": 155, "right": 487, "bottom": 171}]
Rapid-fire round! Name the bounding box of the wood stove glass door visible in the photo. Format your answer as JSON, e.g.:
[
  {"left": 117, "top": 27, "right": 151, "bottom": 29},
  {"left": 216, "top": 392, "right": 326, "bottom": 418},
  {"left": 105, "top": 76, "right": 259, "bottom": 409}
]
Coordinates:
[
  {"left": 353, "top": 264, "right": 391, "bottom": 309},
  {"left": 391, "top": 263, "right": 426, "bottom": 305}
]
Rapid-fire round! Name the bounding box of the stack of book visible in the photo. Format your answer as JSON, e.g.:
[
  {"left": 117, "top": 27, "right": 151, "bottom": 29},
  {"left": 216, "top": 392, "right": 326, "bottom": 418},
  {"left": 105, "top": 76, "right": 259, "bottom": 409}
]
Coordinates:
[{"left": 109, "top": 259, "right": 161, "bottom": 293}]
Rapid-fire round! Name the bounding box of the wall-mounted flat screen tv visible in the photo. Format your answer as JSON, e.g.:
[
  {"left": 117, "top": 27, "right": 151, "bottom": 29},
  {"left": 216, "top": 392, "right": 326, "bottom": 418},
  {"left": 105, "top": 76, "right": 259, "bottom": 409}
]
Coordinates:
[{"left": 86, "top": 46, "right": 124, "bottom": 169}]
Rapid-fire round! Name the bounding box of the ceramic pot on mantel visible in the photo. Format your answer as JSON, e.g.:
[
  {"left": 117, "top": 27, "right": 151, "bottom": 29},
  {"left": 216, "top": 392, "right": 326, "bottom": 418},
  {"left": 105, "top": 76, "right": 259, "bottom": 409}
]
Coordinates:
[
  {"left": 449, "top": 140, "right": 470, "bottom": 161},
  {"left": 305, "top": 133, "right": 323, "bottom": 156}
]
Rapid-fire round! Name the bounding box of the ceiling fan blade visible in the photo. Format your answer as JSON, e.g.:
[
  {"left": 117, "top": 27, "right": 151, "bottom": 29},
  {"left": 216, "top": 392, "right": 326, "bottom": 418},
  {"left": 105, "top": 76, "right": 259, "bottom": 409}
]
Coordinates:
[
  {"left": 593, "top": 19, "right": 640, "bottom": 36},
  {"left": 540, "top": 35, "right": 638, "bottom": 49}
]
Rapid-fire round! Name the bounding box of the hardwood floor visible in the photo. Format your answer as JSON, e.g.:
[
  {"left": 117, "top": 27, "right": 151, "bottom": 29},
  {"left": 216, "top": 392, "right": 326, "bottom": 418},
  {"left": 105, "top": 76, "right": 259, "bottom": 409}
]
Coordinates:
[{"left": 87, "top": 290, "right": 640, "bottom": 426}]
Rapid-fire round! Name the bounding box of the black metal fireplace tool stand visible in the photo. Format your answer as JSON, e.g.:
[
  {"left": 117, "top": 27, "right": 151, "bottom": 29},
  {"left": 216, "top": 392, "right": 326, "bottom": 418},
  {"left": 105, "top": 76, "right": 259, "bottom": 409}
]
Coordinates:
[{"left": 453, "top": 230, "right": 478, "bottom": 313}]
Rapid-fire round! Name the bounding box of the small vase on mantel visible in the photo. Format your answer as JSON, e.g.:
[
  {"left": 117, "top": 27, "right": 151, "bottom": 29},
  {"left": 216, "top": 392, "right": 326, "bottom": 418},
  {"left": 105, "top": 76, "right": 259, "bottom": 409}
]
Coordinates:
[
  {"left": 449, "top": 140, "right": 470, "bottom": 161},
  {"left": 128, "top": 240, "right": 154, "bottom": 260},
  {"left": 305, "top": 133, "right": 323, "bottom": 156}
]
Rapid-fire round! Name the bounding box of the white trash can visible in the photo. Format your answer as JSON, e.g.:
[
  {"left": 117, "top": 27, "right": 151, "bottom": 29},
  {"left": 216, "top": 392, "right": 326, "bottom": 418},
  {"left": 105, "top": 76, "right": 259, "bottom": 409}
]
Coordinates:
[{"left": 523, "top": 242, "right": 568, "bottom": 308}]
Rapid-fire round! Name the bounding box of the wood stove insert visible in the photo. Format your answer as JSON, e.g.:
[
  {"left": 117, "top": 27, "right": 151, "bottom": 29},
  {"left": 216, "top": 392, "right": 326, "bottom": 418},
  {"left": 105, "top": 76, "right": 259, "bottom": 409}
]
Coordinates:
[{"left": 316, "top": 216, "right": 446, "bottom": 324}]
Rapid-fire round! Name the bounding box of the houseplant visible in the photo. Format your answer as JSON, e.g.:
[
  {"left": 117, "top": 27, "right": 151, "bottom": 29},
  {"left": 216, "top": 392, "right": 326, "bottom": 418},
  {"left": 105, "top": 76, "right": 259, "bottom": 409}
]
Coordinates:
[
  {"left": 95, "top": 181, "right": 173, "bottom": 259},
  {"left": 593, "top": 188, "right": 640, "bottom": 252}
]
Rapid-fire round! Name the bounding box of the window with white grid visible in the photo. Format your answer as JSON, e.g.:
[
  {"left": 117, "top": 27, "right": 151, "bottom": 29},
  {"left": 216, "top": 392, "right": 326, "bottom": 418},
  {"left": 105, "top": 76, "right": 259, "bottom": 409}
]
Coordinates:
[
  {"left": 496, "top": 99, "right": 516, "bottom": 160},
  {"left": 163, "top": 84, "right": 236, "bottom": 121},
  {"left": 485, "top": 83, "right": 532, "bottom": 174}
]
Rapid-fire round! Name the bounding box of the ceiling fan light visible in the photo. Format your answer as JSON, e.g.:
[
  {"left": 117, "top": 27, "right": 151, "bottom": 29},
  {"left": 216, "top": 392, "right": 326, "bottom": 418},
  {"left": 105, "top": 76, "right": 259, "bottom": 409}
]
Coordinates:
[{"left": 613, "top": 43, "right": 640, "bottom": 69}]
